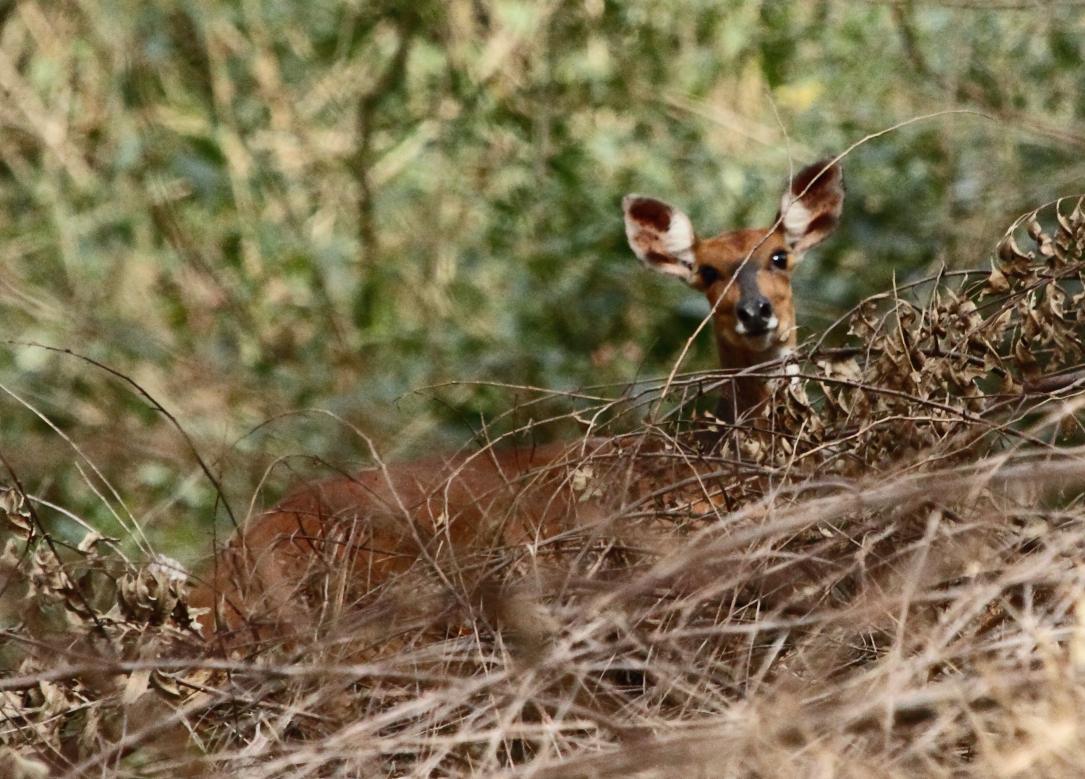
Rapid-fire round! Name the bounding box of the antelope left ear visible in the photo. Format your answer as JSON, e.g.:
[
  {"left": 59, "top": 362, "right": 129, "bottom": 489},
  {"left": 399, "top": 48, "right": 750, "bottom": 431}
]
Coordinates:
[
  {"left": 622, "top": 194, "right": 696, "bottom": 283},
  {"left": 777, "top": 159, "right": 844, "bottom": 255}
]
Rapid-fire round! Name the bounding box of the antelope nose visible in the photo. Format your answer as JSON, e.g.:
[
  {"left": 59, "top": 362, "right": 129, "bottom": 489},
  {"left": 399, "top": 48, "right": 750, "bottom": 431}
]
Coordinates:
[{"left": 736, "top": 297, "right": 776, "bottom": 335}]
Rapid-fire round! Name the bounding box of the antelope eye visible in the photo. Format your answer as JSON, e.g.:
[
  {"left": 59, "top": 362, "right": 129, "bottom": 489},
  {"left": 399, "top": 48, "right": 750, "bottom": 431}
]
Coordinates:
[
  {"left": 698, "top": 266, "right": 720, "bottom": 286},
  {"left": 770, "top": 250, "right": 790, "bottom": 270}
]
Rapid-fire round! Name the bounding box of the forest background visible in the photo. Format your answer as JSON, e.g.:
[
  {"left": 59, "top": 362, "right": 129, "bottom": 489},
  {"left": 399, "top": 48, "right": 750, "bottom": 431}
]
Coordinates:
[{"left": 0, "top": 0, "right": 1082, "bottom": 562}]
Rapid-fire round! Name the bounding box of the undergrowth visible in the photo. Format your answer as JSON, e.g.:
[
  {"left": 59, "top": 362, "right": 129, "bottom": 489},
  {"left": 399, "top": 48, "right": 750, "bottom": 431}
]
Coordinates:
[{"left": 3, "top": 198, "right": 1085, "bottom": 777}]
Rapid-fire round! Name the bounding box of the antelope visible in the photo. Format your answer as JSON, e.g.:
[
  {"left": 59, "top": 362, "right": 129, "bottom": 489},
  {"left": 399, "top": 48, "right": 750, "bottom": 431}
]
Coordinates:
[
  {"left": 623, "top": 159, "right": 843, "bottom": 420},
  {"left": 188, "top": 159, "right": 844, "bottom": 644}
]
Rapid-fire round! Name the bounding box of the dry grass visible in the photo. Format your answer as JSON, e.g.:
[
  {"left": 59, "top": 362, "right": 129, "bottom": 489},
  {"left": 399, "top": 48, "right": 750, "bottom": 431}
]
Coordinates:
[{"left": 3, "top": 199, "right": 1085, "bottom": 777}]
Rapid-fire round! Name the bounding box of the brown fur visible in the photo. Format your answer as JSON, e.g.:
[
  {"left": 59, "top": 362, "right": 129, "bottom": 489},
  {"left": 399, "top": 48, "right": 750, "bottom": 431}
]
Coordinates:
[
  {"left": 692, "top": 227, "right": 797, "bottom": 417},
  {"left": 189, "top": 442, "right": 599, "bottom": 641},
  {"left": 628, "top": 198, "right": 671, "bottom": 231},
  {"left": 623, "top": 159, "right": 844, "bottom": 418},
  {"left": 191, "top": 160, "right": 844, "bottom": 645}
]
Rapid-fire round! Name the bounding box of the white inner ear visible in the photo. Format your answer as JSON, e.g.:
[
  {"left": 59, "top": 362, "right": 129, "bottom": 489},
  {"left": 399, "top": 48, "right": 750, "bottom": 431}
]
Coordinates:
[
  {"left": 622, "top": 195, "right": 696, "bottom": 283},
  {"left": 648, "top": 256, "right": 694, "bottom": 281},
  {"left": 779, "top": 192, "right": 813, "bottom": 248},
  {"left": 658, "top": 209, "right": 696, "bottom": 271}
]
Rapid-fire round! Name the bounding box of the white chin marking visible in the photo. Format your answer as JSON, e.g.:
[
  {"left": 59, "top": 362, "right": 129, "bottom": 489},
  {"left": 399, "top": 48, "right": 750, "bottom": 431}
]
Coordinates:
[
  {"left": 746, "top": 334, "right": 775, "bottom": 352},
  {"left": 735, "top": 318, "right": 779, "bottom": 352},
  {"left": 783, "top": 351, "right": 800, "bottom": 385}
]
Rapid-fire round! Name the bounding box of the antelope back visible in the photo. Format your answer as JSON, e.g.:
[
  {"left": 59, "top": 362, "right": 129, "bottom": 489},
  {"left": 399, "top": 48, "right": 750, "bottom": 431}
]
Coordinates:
[{"left": 189, "top": 441, "right": 618, "bottom": 642}]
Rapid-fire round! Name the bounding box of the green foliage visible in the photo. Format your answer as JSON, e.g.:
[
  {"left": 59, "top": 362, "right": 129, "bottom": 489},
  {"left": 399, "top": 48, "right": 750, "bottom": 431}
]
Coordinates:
[{"left": 0, "top": 1, "right": 1083, "bottom": 556}]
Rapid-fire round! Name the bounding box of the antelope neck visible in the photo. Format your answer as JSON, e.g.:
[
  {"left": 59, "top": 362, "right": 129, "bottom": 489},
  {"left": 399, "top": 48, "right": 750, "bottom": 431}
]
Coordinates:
[{"left": 713, "top": 339, "right": 790, "bottom": 423}]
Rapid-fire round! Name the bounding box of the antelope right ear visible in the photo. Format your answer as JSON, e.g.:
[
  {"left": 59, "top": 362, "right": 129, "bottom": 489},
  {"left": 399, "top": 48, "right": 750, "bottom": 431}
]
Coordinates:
[
  {"left": 778, "top": 159, "right": 845, "bottom": 255},
  {"left": 622, "top": 194, "right": 696, "bottom": 283}
]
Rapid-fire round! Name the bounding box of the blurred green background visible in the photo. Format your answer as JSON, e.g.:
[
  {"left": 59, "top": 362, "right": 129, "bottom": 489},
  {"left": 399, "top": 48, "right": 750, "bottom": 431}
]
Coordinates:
[{"left": 0, "top": 0, "right": 1082, "bottom": 561}]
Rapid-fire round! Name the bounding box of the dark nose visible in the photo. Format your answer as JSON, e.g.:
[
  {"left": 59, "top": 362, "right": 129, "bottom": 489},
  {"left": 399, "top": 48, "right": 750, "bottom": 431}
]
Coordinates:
[{"left": 735, "top": 296, "right": 775, "bottom": 334}]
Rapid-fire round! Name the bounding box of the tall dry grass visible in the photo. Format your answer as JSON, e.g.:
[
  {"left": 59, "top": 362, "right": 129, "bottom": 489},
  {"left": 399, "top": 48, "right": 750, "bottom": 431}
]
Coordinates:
[{"left": 2, "top": 197, "right": 1085, "bottom": 777}]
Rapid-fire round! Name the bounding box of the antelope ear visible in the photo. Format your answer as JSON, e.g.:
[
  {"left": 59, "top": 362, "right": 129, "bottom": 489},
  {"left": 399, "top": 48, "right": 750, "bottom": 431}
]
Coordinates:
[
  {"left": 777, "top": 159, "right": 844, "bottom": 255},
  {"left": 622, "top": 194, "right": 696, "bottom": 283}
]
